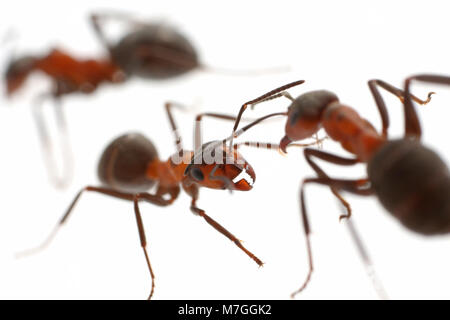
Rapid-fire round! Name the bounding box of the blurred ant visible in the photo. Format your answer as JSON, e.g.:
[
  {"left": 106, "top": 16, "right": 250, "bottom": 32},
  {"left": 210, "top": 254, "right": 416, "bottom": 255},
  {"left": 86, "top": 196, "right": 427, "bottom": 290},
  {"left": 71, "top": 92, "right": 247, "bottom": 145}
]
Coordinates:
[
  {"left": 4, "top": 12, "right": 285, "bottom": 188},
  {"left": 17, "top": 102, "right": 321, "bottom": 299},
  {"left": 229, "top": 76, "right": 441, "bottom": 298}
]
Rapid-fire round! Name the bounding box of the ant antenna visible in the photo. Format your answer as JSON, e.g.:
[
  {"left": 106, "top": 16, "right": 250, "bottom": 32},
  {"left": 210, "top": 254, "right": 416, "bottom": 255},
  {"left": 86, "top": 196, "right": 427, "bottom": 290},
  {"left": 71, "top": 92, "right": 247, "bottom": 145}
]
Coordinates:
[{"left": 229, "top": 80, "right": 305, "bottom": 150}]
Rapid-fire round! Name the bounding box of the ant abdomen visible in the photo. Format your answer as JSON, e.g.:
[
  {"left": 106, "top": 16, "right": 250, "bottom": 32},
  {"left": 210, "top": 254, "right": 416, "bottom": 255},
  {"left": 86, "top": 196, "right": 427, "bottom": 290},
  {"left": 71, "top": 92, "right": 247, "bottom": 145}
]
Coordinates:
[
  {"left": 98, "top": 133, "right": 159, "bottom": 192},
  {"left": 368, "top": 139, "right": 450, "bottom": 235},
  {"left": 111, "top": 25, "right": 199, "bottom": 79}
]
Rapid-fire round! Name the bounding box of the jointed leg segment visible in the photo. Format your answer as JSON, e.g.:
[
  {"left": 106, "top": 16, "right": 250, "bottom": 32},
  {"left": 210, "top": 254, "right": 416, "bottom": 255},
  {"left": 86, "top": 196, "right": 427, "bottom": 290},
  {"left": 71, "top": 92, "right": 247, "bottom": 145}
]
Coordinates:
[
  {"left": 186, "top": 184, "right": 263, "bottom": 267},
  {"left": 18, "top": 185, "right": 177, "bottom": 300},
  {"left": 368, "top": 78, "right": 434, "bottom": 139}
]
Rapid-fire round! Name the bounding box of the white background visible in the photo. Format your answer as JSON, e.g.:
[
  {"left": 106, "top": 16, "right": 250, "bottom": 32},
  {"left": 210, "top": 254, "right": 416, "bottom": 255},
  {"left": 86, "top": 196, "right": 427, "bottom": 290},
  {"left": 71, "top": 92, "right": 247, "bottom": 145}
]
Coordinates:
[{"left": 1, "top": 0, "right": 450, "bottom": 300}]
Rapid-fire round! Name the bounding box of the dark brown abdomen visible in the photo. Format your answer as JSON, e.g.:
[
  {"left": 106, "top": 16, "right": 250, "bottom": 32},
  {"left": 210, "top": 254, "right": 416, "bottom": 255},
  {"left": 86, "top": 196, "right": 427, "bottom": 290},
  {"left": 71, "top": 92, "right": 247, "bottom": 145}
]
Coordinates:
[
  {"left": 368, "top": 139, "right": 450, "bottom": 235},
  {"left": 98, "top": 133, "right": 159, "bottom": 193},
  {"left": 111, "top": 25, "right": 199, "bottom": 79}
]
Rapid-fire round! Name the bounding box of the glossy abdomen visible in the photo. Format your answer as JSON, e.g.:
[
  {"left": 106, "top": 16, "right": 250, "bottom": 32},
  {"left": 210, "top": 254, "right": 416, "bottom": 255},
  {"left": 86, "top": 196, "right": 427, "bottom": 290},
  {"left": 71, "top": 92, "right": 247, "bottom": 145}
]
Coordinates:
[
  {"left": 368, "top": 139, "right": 450, "bottom": 235},
  {"left": 98, "top": 133, "right": 159, "bottom": 193},
  {"left": 111, "top": 25, "right": 199, "bottom": 79}
]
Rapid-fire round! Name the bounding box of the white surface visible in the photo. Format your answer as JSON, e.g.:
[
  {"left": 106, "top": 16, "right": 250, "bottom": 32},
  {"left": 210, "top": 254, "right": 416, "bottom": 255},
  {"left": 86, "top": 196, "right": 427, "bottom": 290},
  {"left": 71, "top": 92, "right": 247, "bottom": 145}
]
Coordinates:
[{"left": 1, "top": 0, "right": 450, "bottom": 299}]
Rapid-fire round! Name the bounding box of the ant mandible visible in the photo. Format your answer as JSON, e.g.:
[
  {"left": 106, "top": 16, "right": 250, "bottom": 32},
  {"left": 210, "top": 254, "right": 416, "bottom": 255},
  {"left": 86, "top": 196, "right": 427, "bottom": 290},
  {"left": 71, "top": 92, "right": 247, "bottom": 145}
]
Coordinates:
[
  {"left": 5, "top": 12, "right": 283, "bottom": 188},
  {"left": 17, "top": 101, "right": 320, "bottom": 299},
  {"left": 228, "top": 76, "right": 442, "bottom": 298}
]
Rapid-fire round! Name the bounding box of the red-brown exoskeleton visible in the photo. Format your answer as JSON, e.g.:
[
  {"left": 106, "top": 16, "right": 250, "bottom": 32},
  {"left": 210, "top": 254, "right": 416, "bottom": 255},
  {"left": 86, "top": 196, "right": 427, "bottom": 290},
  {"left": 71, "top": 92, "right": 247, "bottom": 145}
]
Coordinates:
[
  {"left": 4, "top": 12, "right": 200, "bottom": 188},
  {"left": 5, "top": 12, "right": 283, "bottom": 188},
  {"left": 4, "top": 12, "right": 206, "bottom": 96},
  {"left": 229, "top": 76, "right": 444, "bottom": 298},
  {"left": 17, "top": 101, "right": 320, "bottom": 299}
]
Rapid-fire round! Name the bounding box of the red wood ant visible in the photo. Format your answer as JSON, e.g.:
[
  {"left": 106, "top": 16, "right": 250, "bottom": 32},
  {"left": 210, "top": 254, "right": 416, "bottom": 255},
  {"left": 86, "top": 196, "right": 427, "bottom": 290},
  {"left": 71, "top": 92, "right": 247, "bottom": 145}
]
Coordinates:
[
  {"left": 4, "top": 12, "right": 284, "bottom": 188},
  {"left": 17, "top": 101, "right": 321, "bottom": 299},
  {"left": 229, "top": 76, "right": 442, "bottom": 298}
]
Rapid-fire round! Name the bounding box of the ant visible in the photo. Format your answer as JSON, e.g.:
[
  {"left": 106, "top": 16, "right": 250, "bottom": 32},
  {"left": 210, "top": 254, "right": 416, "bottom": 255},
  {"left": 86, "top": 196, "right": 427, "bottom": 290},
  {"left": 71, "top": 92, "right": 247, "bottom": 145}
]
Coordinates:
[
  {"left": 17, "top": 101, "right": 321, "bottom": 299},
  {"left": 229, "top": 76, "right": 442, "bottom": 298},
  {"left": 5, "top": 11, "right": 284, "bottom": 188}
]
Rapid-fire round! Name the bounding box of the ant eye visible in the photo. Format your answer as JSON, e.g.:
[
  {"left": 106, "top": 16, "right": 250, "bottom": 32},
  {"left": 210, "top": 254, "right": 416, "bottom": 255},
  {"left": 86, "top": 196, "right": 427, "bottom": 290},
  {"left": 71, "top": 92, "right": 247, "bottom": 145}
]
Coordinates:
[{"left": 191, "top": 167, "right": 204, "bottom": 181}]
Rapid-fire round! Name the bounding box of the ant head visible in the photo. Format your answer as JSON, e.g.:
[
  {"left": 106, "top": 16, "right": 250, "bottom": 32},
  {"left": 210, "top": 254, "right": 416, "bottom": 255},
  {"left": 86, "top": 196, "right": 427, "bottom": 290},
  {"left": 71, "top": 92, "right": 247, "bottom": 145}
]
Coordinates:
[
  {"left": 184, "top": 141, "right": 255, "bottom": 191},
  {"left": 4, "top": 55, "right": 37, "bottom": 96},
  {"left": 281, "top": 90, "right": 338, "bottom": 152}
]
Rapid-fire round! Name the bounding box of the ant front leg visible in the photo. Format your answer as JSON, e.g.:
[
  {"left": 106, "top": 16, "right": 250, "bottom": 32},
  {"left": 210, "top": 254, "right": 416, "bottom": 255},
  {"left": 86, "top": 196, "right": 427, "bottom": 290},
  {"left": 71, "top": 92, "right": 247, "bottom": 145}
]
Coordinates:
[
  {"left": 184, "top": 183, "right": 263, "bottom": 267},
  {"left": 17, "top": 185, "right": 177, "bottom": 300},
  {"left": 368, "top": 79, "right": 435, "bottom": 138}
]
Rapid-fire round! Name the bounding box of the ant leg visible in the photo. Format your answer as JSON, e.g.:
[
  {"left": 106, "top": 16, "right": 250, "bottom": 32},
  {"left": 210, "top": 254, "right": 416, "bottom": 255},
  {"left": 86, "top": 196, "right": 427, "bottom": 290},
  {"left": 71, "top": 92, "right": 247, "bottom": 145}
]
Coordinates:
[
  {"left": 91, "top": 12, "right": 200, "bottom": 71},
  {"left": 345, "top": 217, "right": 388, "bottom": 300},
  {"left": 292, "top": 176, "right": 372, "bottom": 298},
  {"left": 186, "top": 185, "right": 263, "bottom": 267},
  {"left": 230, "top": 80, "right": 305, "bottom": 148},
  {"left": 298, "top": 150, "right": 388, "bottom": 299},
  {"left": 403, "top": 74, "right": 450, "bottom": 139},
  {"left": 132, "top": 191, "right": 177, "bottom": 300},
  {"left": 17, "top": 185, "right": 177, "bottom": 299},
  {"left": 368, "top": 79, "right": 435, "bottom": 138},
  {"left": 303, "top": 148, "right": 360, "bottom": 220},
  {"left": 53, "top": 98, "right": 74, "bottom": 187},
  {"left": 32, "top": 94, "right": 73, "bottom": 189},
  {"left": 165, "top": 101, "right": 188, "bottom": 152},
  {"left": 90, "top": 12, "right": 148, "bottom": 52},
  {"left": 90, "top": 14, "right": 114, "bottom": 51}
]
